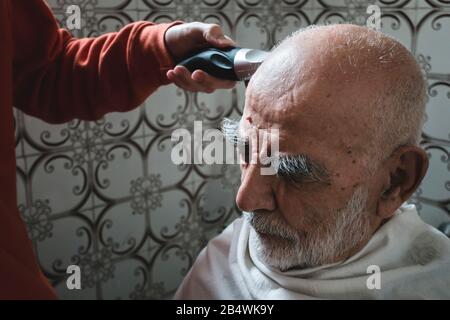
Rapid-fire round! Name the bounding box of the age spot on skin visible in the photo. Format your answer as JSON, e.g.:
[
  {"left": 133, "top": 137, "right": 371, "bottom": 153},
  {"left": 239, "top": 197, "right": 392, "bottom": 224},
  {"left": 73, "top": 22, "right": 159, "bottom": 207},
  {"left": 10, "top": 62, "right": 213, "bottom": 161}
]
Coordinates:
[
  {"left": 352, "top": 160, "right": 356, "bottom": 164},
  {"left": 246, "top": 116, "right": 253, "bottom": 124}
]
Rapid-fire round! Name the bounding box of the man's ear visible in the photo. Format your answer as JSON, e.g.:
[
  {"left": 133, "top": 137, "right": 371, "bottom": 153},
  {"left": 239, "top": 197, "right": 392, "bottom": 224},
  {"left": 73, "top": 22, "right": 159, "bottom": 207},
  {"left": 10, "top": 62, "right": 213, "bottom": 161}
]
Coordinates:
[{"left": 377, "top": 145, "right": 429, "bottom": 219}]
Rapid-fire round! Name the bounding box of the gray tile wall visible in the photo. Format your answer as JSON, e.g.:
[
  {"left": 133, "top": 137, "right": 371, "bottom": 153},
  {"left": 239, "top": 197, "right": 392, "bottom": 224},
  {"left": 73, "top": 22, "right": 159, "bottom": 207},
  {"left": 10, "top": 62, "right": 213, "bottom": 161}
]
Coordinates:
[{"left": 15, "top": 0, "right": 450, "bottom": 299}]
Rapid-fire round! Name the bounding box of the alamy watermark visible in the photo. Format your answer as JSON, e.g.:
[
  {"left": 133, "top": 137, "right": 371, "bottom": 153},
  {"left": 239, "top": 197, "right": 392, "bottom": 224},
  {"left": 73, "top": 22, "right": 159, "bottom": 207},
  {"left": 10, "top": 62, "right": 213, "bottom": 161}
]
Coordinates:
[
  {"left": 366, "top": 264, "right": 381, "bottom": 290},
  {"left": 66, "top": 264, "right": 81, "bottom": 290},
  {"left": 171, "top": 121, "right": 279, "bottom": 175},
  {"left": 366, "top": 5, "right": 381, "bottom": 31},
  {"left": 66, "top": 5, "right": 81, "bottom": 30}
]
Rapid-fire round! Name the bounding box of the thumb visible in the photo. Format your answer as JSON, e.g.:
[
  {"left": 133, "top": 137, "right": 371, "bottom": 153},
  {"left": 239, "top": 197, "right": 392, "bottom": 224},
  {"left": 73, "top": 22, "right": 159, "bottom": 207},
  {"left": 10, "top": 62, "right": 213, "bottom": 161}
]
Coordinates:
[{"left": 204, "top": 24, "right": 236, "bottom": 48}]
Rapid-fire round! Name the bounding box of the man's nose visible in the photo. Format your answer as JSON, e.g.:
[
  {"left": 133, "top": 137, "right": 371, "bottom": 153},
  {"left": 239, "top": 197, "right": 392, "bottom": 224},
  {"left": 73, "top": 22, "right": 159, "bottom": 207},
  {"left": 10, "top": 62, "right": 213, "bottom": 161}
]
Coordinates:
[{"left": 236, "top": 164, "right": 276, "bottom": 212}]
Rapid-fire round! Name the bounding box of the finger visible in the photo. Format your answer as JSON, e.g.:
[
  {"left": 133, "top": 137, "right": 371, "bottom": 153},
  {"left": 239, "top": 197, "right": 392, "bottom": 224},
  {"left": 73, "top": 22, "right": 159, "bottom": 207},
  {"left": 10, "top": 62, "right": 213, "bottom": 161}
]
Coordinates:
[
  {"left": 204, "top": 24, "right": 236, "bottom": 48},
  {"left": 169, "top": 74, "right": 193, "bottom": 92},
  {"left": 191, "top": 70, "right": 236, "bottom": 90},
  {"left": 172, "top": 78, "right": 195, "bottom": 92},
  {"left": 223, "top": 35, "right": 235, "bottom": 45},
  {"left": 172, "top": 66, "right": 201, "bottom": 91},
  {"left": 172, "top": 66, "right": 216, "bottom": 93},
  {"left": 174, "top": 76, "right": 215, "bottom": 93},
  {"left": 167, "top": 70, "right": 176, "bottom": 82}
]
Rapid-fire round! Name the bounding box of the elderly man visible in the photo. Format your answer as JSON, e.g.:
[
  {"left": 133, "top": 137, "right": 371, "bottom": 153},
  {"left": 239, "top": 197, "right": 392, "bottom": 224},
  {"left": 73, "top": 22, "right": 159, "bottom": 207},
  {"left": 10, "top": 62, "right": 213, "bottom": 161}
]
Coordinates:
[{"left": 175, "top": 24, "right": 450, "bottom": 299}]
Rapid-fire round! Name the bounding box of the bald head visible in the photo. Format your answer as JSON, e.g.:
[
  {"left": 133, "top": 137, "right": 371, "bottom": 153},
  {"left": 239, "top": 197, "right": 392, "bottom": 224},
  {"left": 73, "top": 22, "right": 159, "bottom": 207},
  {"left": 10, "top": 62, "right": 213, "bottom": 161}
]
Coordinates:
[{"left": 249, "top": 24, "right": 427, "bottom": 164}]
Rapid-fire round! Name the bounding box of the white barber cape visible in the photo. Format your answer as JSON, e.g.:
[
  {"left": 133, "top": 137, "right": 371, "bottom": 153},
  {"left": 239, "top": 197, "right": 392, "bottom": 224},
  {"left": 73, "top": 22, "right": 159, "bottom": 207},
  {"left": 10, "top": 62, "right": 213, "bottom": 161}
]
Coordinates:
[{"left": 175, "top": 204, "right": 450, "bottom": 299}]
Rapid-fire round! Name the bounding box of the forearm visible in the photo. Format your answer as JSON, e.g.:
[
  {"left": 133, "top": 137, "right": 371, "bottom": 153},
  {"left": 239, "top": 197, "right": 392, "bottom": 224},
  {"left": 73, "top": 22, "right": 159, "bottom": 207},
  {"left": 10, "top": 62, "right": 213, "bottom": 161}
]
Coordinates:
[{"left": 12, "top": 0, "right": 181, "bottom": 123}]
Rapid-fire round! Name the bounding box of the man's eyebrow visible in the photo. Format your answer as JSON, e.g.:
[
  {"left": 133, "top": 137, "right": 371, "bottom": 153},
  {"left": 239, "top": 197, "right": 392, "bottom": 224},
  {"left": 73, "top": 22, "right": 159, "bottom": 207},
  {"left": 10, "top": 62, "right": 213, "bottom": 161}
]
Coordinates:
[
  {"left": 276, "top": 154, "right": 331, "bottom": 183},
  {"left": 222, "top": 119, "right": 331, "bottom": 183}
]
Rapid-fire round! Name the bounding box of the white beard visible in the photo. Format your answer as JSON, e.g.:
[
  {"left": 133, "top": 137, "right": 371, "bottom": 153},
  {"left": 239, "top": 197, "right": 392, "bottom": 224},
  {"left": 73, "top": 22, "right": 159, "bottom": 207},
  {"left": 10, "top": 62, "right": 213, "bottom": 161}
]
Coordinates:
[{"left": 245, "top": 186, "right": 373, "bottom": 271}]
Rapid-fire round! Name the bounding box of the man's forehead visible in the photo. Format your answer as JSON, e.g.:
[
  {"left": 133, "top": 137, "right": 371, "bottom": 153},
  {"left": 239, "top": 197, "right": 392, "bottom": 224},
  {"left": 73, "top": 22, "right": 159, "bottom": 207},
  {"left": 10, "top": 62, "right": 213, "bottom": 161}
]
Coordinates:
[
  {"left": 244, "top": 63, "right": 377, "bottom": 134},
  {"left": 244, "top": 83, "right": 306, "bottom": 126},
  {"left": 242, "top": 86, "right": 338, "bottom": 146},
  {"left": 238, "top": 111, "right": 315, "bottom": 156},
  {"left": 240, "top": 86, "right": 369, "bottom": 159}
]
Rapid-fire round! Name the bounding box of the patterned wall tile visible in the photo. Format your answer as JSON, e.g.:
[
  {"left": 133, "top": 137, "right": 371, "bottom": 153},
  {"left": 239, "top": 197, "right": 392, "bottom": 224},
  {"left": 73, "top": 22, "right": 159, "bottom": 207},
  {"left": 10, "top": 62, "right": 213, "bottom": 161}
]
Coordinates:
[{"left": 15, "top": 0, "right": 450, "bottom": 299}]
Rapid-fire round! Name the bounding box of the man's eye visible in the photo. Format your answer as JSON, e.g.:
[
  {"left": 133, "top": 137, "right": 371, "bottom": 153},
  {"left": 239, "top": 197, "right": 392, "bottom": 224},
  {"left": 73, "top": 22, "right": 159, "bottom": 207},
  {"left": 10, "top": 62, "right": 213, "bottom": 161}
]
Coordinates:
[
  {"left": 277, "top": 170, "right": 314, "bottom": 184},
  {"left": 277, "top": 171, "right": 303, "bottom": 184}
]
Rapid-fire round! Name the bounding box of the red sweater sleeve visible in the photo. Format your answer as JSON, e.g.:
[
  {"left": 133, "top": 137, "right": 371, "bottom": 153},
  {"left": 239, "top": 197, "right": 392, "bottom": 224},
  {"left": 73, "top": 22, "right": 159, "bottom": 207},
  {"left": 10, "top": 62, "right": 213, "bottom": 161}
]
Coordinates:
[{"left": 12, "top": 0, "right": 181, "bottom": 124}]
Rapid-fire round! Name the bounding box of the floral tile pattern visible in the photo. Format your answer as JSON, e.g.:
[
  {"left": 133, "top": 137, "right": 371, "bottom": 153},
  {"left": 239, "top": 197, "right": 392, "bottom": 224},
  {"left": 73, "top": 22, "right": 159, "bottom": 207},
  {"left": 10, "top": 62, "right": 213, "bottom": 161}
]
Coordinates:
[{"left": 15, "top": 0, "right": 450, "bottom": 299}]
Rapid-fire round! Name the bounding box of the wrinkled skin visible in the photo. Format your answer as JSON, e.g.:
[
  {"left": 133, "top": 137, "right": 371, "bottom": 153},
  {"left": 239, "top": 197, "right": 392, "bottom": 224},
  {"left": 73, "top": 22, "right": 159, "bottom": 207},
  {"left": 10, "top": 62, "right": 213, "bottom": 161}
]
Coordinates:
[{"left": 236, "top": 25, "right": 428, "bottom": 266}]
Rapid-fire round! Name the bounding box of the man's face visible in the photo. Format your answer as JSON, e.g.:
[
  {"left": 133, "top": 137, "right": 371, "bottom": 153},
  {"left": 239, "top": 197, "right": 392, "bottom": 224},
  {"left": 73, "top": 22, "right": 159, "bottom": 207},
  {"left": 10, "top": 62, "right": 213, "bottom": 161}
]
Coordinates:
[{"left": 235, "top": 45, "right": 385, "bottom": 271}]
